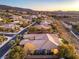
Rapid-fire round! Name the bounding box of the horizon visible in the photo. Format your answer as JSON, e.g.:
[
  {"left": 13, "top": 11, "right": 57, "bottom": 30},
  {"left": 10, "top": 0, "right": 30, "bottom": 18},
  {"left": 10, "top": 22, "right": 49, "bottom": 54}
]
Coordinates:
[
  {"left": 0, "top": 0, "right": 79, "bottom": 11},
  {"left": 1, "top": 4, "right": 79, "bottom": 12}
]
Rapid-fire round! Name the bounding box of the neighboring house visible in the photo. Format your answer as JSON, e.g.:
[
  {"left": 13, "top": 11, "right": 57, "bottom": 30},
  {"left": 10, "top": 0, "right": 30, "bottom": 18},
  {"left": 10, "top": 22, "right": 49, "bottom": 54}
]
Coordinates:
[
  {"left": 12, "top": 15, "right": 23, "bottom": 21},
  {"left": 3, "top": 23, "right": 15, "bottom": 28},
  {"left": 40, "top": 20, "right": 52, "bottom": 26},
  {"left": 34, "top": 24, "right": 52, "bottom": 30},
  {"left": 31, "top": 15, "right": 37, "bottom": 19},
  {"left": 22, "top": 15, "right": 33, "bottom": 21},
  {"left": 12, "top": 20, "right": 20, "bottom": 24}
]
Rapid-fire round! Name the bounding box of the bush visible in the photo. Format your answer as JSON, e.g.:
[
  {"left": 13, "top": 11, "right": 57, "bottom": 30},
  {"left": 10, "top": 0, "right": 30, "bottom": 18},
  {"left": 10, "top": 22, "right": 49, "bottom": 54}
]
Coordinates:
[{"left": 61, "top": 38, "right": 69, "bottom": 44}]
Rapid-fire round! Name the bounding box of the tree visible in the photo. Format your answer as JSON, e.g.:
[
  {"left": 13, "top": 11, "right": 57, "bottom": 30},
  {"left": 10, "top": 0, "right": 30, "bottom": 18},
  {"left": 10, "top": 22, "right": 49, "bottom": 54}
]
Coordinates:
[
  {"left": 32, "top": 18, "right": 42, "bottom": 24},
  {"left": 28, "top": 26, "right": 38, "bottom": 33},
  {"left": 0, "top": 35, "right": 7, "bottom": 44},
  {"left": 59, "top": 44, "right": 79, "bottom": 59},
  {"left": 61, "top": 38, "right": 69, "bottom": 44},
  {"left": 73, "top": 24, "right": 79, "bottom": 32},
  {"left": 2, "top": 18, "right": 13, "bottom": 23},
  {"left": 24, "top": 43, "right": 36, "bottom": 55},
  {"left": 7, "top": 46, "right": 24, "bottom": 59},
  {"left": 19, "top": 20, "right": 29, "bottom": 28},
  {"left": 9, "top": 38, "right": 20, "bottom": 47}
]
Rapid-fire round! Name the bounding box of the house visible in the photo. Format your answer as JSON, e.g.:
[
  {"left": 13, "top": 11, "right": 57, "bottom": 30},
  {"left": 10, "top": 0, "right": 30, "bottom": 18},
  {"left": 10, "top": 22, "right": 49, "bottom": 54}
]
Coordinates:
[
  {"left": 3, "top": 23, "right": 15, "bottom": 29},
  {"left": 34, "top": 25, "right": 49, "bottom": 29},
  {"left": 31, "top": 15, "right": 37, "bottom": 18},
  {"left": 20, "top": 34, "right": 61, "bottom": 49},
  {"left": 40, "top": 20, "right": 52, "bottom": 26},
  {"left": 19, "top": 34, "right": 60, "bottom": 59}
]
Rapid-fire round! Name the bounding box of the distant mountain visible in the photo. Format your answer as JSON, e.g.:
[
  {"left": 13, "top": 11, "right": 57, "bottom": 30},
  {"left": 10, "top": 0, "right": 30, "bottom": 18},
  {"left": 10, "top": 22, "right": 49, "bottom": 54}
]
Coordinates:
[
  {"left": 0, "top": 5, "right": 33, "bottom": 12},
  {"left": 0, "top": 5, "right": 79, "bottom": 15}
]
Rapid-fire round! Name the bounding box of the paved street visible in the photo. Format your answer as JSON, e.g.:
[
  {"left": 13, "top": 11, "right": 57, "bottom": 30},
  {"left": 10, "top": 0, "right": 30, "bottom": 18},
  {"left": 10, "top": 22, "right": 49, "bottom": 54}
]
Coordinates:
[{"left": 0, "top": 22, "right": 36, "bottom": 58}]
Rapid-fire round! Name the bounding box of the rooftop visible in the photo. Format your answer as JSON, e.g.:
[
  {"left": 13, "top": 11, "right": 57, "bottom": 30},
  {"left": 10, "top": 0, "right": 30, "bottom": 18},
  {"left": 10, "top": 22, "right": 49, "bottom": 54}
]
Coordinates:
[{"left": 20, "top": 34, "right": 61, "bottom": 50}]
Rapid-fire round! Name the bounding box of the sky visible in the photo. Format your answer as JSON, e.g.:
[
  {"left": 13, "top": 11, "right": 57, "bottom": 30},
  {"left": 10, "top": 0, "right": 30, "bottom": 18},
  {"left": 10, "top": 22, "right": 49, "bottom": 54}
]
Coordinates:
[{"left": 0, "top": 0, "right": 79, "bottom": 11}]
